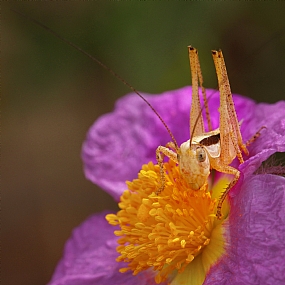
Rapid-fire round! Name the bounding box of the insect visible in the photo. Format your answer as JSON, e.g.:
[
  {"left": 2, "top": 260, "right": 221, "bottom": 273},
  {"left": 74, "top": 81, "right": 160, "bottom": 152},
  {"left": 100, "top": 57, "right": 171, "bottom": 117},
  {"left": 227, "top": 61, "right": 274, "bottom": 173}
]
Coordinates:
[
  {"left": 156, "top": 46, "right": 264, "bottom": 219},
  {"left": 16, "top": 11, "right": 264, "bottom": 219}
]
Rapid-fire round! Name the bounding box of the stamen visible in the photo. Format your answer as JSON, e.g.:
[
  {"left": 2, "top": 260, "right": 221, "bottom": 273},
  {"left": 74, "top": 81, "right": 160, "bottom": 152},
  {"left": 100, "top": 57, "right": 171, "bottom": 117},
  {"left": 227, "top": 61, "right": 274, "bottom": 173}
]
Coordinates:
[{"left": 106, "top": 160, "right": 229, "bottom": 283}]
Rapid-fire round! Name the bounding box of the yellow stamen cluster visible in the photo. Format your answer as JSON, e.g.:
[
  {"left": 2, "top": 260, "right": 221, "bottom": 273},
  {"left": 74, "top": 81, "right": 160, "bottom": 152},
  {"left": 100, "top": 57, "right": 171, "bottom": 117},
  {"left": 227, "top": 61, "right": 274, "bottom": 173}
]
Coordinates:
[{"left": 106, "top": 160, "right": 227, "bottom": 284}]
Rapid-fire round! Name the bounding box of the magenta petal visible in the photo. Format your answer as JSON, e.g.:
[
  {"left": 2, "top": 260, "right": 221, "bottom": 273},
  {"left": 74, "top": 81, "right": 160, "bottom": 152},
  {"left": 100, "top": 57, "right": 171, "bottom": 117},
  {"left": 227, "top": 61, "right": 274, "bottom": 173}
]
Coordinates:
[
  {"left": 240, "top": 101, "right": 285, "bottom": 175},
  {"left": 204, "top": 174, "right": 285, "bottom": 285},
  {"left": 48, "top": 211, "right": 162, "bottom": 285},
  {"left": 81, "top": 86, "right": 256, "bottom": 200}
]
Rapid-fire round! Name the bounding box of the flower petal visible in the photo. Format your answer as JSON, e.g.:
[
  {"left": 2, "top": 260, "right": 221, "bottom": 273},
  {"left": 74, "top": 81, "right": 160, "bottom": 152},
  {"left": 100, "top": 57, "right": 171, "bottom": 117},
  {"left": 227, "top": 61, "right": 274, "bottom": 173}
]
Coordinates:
[
  {"left": 48, "top": 211, "right": 163, "bottom": 285},
  {"left": 204, "top": 174, "right": 285, "bottom": 284},
  {"left": 240, "top": 101, "right": 285, "bottom": 175}
]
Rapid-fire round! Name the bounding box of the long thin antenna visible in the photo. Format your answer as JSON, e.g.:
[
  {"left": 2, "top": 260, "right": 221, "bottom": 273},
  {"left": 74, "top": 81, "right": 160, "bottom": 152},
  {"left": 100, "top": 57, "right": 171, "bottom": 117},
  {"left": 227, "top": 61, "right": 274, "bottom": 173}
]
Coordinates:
[{"left": 12, "top": 9, "right": 179, "bottom": 149}]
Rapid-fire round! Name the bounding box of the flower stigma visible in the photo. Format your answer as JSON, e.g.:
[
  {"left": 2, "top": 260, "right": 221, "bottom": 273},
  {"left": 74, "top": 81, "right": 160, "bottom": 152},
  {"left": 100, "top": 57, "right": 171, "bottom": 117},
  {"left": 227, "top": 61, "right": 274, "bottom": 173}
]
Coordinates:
[{"left": 106, "top": 160, "right": 230, "bottom": 284}]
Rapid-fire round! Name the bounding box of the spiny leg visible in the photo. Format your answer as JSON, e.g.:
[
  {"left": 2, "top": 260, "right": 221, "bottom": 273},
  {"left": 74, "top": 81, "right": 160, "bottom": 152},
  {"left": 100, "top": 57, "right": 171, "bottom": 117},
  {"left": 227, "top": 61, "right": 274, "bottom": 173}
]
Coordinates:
[
  {"left": 166, "top": 141, "right": 177, "bottom": 152},
  {"left": 196, "top": 50, "right": 212, "bottom": 132},
  {"left": 188, "top": 46, "right": 205, "bottom": 138},
  {"left": 212, "top": 50, "right": 249, "bottom": 164},
  {"left": 211, "top": 162, "right": 240, "bottom": 220},
  {"left": 246, "top": 126, "right": 266, "bottom": 147},
  {"left": 155, "top": 145, "right": 178, "bottom": 195},
  {"left": 216, "top": 170, "right": 240, "bottom": 220},
  {"left": 228, "top": 127, "right": 245, "bottom": 164},
  {"left": 220, "top": 55, "right": 249, "bottom": 158}
]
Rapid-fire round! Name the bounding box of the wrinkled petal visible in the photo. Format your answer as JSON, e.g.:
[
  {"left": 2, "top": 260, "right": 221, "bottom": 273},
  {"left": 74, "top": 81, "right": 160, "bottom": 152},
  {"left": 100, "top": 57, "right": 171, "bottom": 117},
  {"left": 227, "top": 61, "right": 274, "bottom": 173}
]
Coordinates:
[
  {"left": 82, "top": 86, "right": 261, "bottom": 200},
  {"left": 204, "top": 174, "right": 285, "bottom": 285},
  {"left": 48, "top": 211, "right": 164, "bottom": 285},
  {"left": 239, "top": 100, "right": 285, "bottom": 175}
]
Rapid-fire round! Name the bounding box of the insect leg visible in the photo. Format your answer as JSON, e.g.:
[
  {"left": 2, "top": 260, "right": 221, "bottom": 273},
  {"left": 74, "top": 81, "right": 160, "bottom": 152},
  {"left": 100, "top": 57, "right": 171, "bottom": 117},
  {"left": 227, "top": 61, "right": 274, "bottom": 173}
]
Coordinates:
[
  {"left": 165, "top": 141, "right": 177, "bottom": 152},
  {"left": 195, "top": 50, "right": 212, "bottom": 132},
  {"left": 246, "top": 126, "right": 266, "bottom": 146},
  {"left": 211, "top": 162, "right": 240, "bottom": 220},
  {"left": 155, "top": 145, "right": 178, "bottom": 195},
  {"left": 188, "top": 46, "right": 205, "bottom": 138},
  {"left": 212, "top": 50, "right": 249, "bottom": 164}
]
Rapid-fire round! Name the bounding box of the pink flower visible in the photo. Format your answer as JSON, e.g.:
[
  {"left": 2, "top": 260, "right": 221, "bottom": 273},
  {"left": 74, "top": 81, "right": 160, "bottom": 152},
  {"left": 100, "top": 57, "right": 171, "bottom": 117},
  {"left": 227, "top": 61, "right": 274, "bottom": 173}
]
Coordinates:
[{"left": 48, "top": 87, "right": 285, "bottom": 285}]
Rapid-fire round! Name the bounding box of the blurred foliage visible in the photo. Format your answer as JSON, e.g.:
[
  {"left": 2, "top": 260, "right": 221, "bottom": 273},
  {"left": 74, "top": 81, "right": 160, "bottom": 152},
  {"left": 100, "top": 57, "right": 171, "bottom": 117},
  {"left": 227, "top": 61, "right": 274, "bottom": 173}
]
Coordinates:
[
  {"left": 5, "top": 2, "right": 285, "bottom": 107},
  {"left": 3, "top": 2, "right": 285, "bottom": 285}
]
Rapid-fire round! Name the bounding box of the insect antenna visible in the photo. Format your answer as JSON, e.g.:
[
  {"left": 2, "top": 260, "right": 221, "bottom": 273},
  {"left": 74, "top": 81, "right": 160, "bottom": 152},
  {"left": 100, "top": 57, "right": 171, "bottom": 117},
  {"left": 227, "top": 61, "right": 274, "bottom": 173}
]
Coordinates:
[{"left": 12, "top": 9, "right": 179, "bottom": 149}]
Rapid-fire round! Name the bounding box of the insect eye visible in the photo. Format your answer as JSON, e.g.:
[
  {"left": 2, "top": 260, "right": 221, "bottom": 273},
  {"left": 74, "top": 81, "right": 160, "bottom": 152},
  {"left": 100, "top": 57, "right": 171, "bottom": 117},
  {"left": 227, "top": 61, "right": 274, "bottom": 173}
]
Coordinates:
[{"left": 196, "top": 147, "right": 206, "bottom": 162}]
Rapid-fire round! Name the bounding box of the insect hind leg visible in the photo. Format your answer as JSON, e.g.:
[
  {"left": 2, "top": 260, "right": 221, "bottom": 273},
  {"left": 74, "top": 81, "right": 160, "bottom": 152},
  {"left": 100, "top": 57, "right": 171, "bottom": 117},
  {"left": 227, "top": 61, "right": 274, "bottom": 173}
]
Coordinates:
[
  {"left": 246, "top": 126, "right": 266, "bottom": 147},
  {"left": 155, "top": 145, "right": 178, "bottom": 195}
]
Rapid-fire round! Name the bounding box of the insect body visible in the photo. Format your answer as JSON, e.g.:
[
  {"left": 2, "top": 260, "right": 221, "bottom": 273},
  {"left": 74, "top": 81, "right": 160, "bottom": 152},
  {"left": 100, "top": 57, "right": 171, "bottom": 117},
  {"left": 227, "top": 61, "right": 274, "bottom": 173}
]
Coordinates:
[{"left": 156, "top": 47, "right": 262, "bottom": 220}]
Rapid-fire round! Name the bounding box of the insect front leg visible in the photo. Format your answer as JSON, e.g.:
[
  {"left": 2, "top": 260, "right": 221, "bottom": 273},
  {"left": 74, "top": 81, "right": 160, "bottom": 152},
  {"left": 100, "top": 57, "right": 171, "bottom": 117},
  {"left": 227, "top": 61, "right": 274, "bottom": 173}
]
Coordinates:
[
  {"left": 165, "top": 141, "right": 177, "bottom": 152},
  {"left": 155, "top": 145, "right": 178, "bottom": 195}
]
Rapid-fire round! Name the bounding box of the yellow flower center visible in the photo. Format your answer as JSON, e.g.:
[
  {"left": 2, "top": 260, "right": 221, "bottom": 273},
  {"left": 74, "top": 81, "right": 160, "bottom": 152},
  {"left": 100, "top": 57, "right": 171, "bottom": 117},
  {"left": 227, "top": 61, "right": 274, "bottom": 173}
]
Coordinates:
[{"left": 106, "top": 160, "right": 229, "bottom": 284}]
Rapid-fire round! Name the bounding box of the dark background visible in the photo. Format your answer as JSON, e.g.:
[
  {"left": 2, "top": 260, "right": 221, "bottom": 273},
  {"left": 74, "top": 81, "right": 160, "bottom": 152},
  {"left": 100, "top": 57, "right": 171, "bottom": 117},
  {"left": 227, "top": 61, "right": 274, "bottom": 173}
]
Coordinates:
[{"left": 3, "top": 2, "right": 285, "bottom": 285}]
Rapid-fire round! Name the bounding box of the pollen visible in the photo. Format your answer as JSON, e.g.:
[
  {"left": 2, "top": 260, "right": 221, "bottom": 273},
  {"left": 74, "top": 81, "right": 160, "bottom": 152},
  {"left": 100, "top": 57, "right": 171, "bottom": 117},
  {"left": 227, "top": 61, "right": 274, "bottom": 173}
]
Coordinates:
[{"left": 106, "top": 160, "right": 228, "bottom": 284}]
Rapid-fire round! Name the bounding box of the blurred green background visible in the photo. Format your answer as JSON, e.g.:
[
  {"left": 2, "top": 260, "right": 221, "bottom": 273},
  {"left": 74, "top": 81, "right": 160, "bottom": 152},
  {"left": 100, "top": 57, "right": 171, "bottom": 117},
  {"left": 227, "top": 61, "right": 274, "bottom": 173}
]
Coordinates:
[{"left": 3, "top": 2, "right": 285, "bottom": 285}]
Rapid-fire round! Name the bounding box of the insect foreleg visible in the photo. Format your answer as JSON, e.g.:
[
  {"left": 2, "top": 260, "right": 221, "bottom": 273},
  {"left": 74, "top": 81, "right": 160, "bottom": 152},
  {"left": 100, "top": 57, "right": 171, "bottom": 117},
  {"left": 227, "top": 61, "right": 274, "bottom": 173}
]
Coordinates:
[
  {"left": 155, "top": 145, "right": 178, "bottom": 195},
  {"left": 165, "top": 141, "right": 178, "bottom": 152},
  {"left": 246, "top": 126, "right": 267, "bottom": 147}
]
